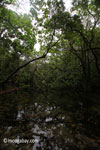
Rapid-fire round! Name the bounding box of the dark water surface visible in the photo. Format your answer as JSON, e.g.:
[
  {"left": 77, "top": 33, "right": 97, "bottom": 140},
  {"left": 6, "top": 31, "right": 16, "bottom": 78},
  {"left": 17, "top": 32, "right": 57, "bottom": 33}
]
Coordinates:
[{"left": 0, "top": 90, "right": 100, "bottom": 150}]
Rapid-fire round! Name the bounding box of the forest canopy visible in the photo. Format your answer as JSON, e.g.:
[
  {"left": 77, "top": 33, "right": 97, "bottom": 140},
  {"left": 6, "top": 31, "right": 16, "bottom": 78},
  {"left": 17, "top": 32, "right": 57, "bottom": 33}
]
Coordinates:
[{"left": 0, "top": 0, "right": 100, "bottom": 91}]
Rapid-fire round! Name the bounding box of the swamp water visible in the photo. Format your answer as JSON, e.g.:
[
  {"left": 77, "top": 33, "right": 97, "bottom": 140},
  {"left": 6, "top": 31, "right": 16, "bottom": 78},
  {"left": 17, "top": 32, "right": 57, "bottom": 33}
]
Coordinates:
[{"left": 0, "top": 91, "right": 100, "bottom": 150}]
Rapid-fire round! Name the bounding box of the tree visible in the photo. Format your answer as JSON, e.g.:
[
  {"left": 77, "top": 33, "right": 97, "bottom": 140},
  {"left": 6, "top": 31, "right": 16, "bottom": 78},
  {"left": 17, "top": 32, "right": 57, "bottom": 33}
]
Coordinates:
[
  {"left": 0, "top": 0, "right": 100, "bottom": 91},
  {"left": 0, "top": 6, "right": 36, "bottom": 86},
  {"left": 34, "top": 0, "right": 100, "bottom": 90}
]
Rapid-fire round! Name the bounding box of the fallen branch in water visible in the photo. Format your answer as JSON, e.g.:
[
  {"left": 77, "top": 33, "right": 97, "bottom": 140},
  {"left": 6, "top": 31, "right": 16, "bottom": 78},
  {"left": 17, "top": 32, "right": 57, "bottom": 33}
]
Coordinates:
[{"left": 0, "top": 87, "right": 19, "bottom": 95}]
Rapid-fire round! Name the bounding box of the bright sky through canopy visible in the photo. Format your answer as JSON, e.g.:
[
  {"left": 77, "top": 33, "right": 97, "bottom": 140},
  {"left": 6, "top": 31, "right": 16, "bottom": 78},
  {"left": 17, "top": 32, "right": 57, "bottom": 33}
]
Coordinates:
[
  {"left": 8, "top": 0, "right": 72, "bottom": 51},
  {"left": 64, "top": 0, "right": 72, "bottom": 11},
  {"left": 8, "top": 0, "right": 72, "bottom": 14}
]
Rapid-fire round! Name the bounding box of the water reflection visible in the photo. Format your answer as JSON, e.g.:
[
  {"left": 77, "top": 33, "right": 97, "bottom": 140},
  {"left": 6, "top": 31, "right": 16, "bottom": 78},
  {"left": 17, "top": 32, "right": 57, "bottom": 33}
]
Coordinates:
[{"left": 0, "top": 93, "right": 100, "bottom": 150}]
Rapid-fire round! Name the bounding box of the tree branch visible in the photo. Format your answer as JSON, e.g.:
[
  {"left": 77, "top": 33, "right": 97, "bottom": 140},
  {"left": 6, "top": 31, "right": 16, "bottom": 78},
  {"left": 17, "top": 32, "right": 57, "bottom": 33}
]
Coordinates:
[
  {"left": 0, "top": 34, "right": 59, "bottom": 86},
  {"left": 69, "top": 42, "right": 87, "bottom": 76},
  {"left": 1, "top": 54, "right": 46, "bottom": 85},
  {"left": 90, "top": 17, "right": 99, "bottom": 44},
  {"left": 84, "top": 47, "right": 100, "bottom": 51},
  {"left": 70, "top": 28, "right": 89, "bottom": 46},
  {"left": 87, "top": 8, "right": 95, "bottom": 18}
]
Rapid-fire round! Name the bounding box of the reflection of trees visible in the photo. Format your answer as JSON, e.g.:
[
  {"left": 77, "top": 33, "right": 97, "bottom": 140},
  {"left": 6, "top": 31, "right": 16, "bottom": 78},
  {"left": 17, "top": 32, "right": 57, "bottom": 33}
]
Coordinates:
[{"left": 0, "top": 100, "right": 100, "bottom": 150}]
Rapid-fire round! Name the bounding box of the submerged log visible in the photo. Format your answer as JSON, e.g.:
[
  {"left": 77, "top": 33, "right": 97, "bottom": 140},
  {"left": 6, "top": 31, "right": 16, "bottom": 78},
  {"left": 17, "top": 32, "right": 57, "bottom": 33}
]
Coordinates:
[{"left": 0, "top": 87, "right": 19, "bottom": 95}]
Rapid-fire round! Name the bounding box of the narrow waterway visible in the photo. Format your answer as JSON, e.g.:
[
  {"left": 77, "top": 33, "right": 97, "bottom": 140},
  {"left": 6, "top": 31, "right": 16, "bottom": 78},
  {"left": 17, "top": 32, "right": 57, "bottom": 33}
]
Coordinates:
[{"left": 0, "top": 91, "right": 100, "bottom": 150}]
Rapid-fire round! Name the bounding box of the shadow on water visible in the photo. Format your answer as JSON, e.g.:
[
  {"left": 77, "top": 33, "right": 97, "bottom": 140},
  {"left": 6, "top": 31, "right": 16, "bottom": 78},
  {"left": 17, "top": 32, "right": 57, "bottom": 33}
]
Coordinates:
[{"left": 0, "top": 90, "right": 100, "bottom": 150}]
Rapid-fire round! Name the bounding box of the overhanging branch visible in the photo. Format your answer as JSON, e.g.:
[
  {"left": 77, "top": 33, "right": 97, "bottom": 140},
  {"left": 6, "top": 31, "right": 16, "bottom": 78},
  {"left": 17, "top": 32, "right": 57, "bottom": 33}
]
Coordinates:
[
  {"left": 0, "top": 35, "right": 59, "bottom": 85},
  {"left": 1, "top": 54, "right": 46, "bottom": 85},
  {"left": 90, "top": 17, "right": 99, "bottom": 44}
]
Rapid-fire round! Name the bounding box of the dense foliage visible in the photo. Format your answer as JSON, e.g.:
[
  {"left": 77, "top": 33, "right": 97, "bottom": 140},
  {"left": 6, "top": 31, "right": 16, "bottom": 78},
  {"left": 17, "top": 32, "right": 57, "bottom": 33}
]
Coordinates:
[
  {"left": 0, "top": 0, "right": 100, "bottom": 91},
  {"left": 0, "top": 1, "right": 100, "bottom": 149}
]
